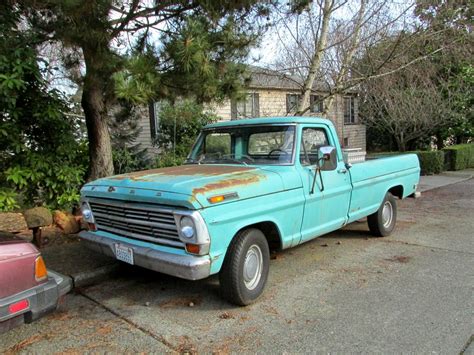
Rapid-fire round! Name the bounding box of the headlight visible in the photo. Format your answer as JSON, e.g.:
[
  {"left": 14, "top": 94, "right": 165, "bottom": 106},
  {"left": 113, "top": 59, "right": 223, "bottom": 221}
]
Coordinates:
[
  {"left": 81, "top": 200, "right": 94, "bottom": 222},
  {"left": 180, "top": 216, "right": 195, "bottom": 239}
]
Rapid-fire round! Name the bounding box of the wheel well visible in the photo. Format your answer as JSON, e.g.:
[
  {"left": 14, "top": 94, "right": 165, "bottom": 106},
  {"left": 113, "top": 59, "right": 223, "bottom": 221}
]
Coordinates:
[
  {"left": 237, "top": 221, "right": 282, "bottom": 252},
  {"left": 389, "top": 185, "right": 404, "bottom": 199}
]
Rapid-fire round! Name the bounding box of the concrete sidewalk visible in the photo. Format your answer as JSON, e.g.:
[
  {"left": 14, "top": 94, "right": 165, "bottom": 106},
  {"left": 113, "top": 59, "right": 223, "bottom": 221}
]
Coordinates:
[
  {"left": 418, "top": 169, "right": 473, "bottom": 192},
  {"left": 42, "top": 169, "right": 473, "bottom": 289}
]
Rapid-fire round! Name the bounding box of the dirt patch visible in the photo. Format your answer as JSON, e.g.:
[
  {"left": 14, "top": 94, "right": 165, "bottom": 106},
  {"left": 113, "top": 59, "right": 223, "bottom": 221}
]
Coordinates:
[
  {"left": 218, "top": 312, "right": 235, "bottom": 320},
  {"left": 159, "top": 296, "right": 202, "bottom": 309},
  {"left": 385, "top": 255, "right": 411, "bottom": 263},
  {"left": 5, "top": 333, "right": 50, "bottom": 353},
  {"left": 48, "top": 310, "right": 74, "bottom": 322}
]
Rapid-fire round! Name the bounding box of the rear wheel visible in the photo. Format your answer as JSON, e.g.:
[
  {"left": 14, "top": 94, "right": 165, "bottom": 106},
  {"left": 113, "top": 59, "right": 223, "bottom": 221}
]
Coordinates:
[
  {"left": 219, "top": 228, "right": 270, "bottom": 306},
  {"left": 368, "top": 192, "right": 397, "bottom": 237}
]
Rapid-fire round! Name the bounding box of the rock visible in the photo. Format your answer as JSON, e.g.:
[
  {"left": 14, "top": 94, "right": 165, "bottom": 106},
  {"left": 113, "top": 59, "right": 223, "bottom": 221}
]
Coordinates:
[
  {"left": 23, "top": 207, "right": 53, "bottom": 229},
  {"left": 188, "top": 302, "right": 194, "bottom": 307},
  {"left": 0, "top": 212, "right": 28, "bottom": 233},
  {"left": 53, "top": 210, "right": 80, "bottom": 235}
]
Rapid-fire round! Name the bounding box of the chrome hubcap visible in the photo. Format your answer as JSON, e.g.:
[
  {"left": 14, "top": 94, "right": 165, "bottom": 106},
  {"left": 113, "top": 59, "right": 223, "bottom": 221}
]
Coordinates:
[
  {"left": 243, "top": 244, "right": 263, "bottom": 290},
  {"left": 382, "top": 201, "right": 393, "bottom": 228}
]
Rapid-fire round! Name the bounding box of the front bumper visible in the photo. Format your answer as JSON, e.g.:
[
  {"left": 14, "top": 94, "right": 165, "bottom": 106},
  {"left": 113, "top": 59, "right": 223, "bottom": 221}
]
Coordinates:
[
  {"left": 79, "top": 231, "right": 211, "bottom": 280},
  {"left": 0, "top": 271, "right": 72, "bottom": 333}
]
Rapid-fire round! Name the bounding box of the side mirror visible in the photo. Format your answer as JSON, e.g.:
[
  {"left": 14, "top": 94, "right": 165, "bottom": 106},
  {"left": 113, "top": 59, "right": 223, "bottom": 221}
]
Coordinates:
[{"left": 318, "top": 146, "right": 337, "bottom": 171}]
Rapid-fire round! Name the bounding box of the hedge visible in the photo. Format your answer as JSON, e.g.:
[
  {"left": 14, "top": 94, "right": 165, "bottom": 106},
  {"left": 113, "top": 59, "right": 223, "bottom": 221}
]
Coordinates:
[
  {"left": 414, "top": 151, "right": 444, "bottom": 175},
  {"left": 443, "top": 144, "right": 474, "bottom": 171},
  {"left": 367, "top": 150, "right": 444, "bottom": 175}
]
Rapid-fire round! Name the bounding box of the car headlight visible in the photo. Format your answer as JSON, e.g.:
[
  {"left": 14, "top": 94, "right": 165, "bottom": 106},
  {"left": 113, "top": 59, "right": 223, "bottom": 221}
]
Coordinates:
[
  {"left": 81, "top": 200, "right": 94, "bottom": 222},
  {"left": 180, "top": 216, "right": 195, "bottom": 239}
]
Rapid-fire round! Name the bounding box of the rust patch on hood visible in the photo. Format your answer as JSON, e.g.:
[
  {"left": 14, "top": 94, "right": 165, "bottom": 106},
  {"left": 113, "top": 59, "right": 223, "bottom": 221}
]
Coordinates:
[
  {"left": 192, "top": 174, "right": 263, "bottom": 195},
  {"left": 109, "top": 165, "right": 254, "bottom": 181}
]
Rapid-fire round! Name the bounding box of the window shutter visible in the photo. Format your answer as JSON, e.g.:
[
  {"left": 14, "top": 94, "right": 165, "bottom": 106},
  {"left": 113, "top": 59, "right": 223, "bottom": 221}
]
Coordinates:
[
  {"left": 309, "top": 95, "right": 314, "bottom": 112},
  {"left": 286, "top": 94, "right": 291, "bottom": 113},
  {"left": 253, "top": 93, "right": 260, "bottom": 117}
]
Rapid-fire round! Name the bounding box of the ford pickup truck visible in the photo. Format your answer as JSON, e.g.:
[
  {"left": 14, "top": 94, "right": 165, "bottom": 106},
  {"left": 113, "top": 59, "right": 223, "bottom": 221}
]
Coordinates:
[{"left": 79, "top": 117, "right": 420, "bottom": 305}]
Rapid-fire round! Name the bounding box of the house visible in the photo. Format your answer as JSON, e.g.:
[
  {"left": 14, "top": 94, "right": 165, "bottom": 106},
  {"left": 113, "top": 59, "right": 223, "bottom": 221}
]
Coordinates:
[{"left": 135, "top": 67, "right": 366, "bottom": 155}]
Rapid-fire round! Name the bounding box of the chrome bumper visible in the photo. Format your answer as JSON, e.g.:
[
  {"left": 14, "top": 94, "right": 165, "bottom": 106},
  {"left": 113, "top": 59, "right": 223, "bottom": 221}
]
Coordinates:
[
  {"left": 79, "top": 231, "right": 211, "bottom": 281},
  {"left": 0, "top": 271, "right": 72, "bottom": 333}
]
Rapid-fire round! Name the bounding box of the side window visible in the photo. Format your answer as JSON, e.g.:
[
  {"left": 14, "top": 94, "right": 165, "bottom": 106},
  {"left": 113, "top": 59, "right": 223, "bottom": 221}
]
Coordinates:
[{"left": 300, "top": 128, "right": 329, "bottom": 165}]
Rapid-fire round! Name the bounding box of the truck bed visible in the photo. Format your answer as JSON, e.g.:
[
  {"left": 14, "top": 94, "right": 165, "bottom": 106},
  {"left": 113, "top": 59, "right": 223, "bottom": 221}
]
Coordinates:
[{"left": 347, "top": 154, "right": 420, "bottom": 223}]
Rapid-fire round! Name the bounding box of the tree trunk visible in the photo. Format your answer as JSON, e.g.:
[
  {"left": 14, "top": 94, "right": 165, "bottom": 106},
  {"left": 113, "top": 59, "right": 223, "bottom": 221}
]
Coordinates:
[
  {"left": 82, "top": 73, "right": 114, "bottom": 181},
  {"left": 324, "top": 0, "right": 366, "bottom": 115},
  {"left": 296, "top": 0, "right": 333, "bottom": 115}
]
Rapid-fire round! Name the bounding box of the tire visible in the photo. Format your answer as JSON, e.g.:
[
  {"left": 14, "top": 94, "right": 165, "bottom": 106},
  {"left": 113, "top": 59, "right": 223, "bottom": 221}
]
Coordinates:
[
  {"left": 219, "top": 228, "right": 270, "bottom": 306},
  {"left": 367, "top": 192, "right": 397, "bottom": 237}
]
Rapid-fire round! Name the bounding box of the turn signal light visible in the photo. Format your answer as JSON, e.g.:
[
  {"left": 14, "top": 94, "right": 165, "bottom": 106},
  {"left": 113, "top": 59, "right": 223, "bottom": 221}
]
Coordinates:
[
  {"left": 208, "top": 195, "right": 225, "bottom": 204},
  {"left": 88, "top": 223, "right": 97, "bottom": 231},
  {"left": 207, "top": 192, "right": 238, "bottom": 204},
  {"left": 185, "top": 243, "right": 201, "bottom": 255},
  {"left": 9, "top": 299, "right": 29, "bottom": 314},
  {"left": 35, "top": 256, "right": 48, "bottom": 282}
]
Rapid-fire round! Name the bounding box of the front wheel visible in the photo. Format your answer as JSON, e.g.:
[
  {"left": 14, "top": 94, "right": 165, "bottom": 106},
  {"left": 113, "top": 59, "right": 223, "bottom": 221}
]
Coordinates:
[
  {"left": 368, "top": 192, "right": 397, "bottom": 237},
  {"left": 219, "top": 228, "right": 270, "bottom": 306}
]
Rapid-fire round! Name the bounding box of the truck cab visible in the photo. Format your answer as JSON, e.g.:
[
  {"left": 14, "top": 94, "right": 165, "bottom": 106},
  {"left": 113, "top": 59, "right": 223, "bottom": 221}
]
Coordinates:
[{"left": 79, "top": 117, "right": 420, "bottom": 305}]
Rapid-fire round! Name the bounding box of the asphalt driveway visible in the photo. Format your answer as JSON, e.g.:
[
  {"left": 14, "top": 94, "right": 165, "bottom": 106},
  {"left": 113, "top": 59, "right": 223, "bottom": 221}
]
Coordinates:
[{"left": 1, "top": 179, "right": 473, "bottom": 353}]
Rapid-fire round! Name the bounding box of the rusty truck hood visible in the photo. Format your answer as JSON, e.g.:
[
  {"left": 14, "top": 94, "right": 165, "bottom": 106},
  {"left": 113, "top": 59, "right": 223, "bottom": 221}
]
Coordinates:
[{"left": 82, "top": 165, "right": 286, "bottom": 209}]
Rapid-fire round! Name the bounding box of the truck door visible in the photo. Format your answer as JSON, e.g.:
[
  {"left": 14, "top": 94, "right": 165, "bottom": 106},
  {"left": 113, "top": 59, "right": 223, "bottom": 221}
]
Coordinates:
[{"left": 298, "top": 125, "right": 352, "bottom": 243}]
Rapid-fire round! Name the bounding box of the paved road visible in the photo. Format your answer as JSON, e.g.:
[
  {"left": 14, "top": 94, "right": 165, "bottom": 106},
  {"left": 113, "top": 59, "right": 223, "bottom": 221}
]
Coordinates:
[{"left": 1, "top": 180, "right": 473, "bottom": 353}]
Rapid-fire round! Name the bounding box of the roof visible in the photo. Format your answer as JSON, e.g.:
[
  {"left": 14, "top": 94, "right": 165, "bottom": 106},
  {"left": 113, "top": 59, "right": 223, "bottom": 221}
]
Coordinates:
[
  {"left": 247, "top": 66, "right": 331, "bottom": 92},
  {"left": 246, "top": 66, "right": 357, "bottom": 94},
  {"left": 205, "top": 116, "right": 334, "bottom": 129}
]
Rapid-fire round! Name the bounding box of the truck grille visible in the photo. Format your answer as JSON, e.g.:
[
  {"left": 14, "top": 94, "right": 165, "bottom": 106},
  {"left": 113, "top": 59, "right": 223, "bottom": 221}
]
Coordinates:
[{"left": 88, "top": 198, "right": 184, "bottom": 249}]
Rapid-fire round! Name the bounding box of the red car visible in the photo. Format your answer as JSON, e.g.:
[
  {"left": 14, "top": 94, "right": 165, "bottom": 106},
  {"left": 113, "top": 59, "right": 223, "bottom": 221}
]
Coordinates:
[{"left": 0, "top": 233, "right": 72, "bottom": 334}]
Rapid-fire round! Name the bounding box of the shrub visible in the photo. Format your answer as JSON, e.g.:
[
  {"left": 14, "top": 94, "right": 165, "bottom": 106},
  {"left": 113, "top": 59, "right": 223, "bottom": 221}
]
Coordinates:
[
  {"left": 443, "top": 143, "right": 474, "bottom": 171},
  {"left": 0, "top": 188, "right": 19, "bottom": 211},
  {"left": 415, "top": 151, "right": 444, "bottom": 175},
  {"left": 154, "top": 100, "right": 218, "bottom": 167},
  {"left": 368, "top": 150, "right": 444, "bottom": 175},
  {"left": 154, "top": 152, "right": 186, "bottom": 168}
]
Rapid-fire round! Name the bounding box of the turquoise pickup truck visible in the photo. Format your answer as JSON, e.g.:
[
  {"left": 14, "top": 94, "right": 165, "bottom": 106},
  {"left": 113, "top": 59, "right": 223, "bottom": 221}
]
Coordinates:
[{"left": 79, "top": 117, "right": 420, "bottom": 305}]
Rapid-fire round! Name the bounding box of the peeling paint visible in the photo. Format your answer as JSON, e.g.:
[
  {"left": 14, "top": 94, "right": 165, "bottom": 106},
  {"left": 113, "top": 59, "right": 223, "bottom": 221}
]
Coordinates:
[
  {"left": 109, "top": 165, "right": 254, "bottom": 181},
  {"left": 192, "top": 174, "right": 264, "bottom": 196}
]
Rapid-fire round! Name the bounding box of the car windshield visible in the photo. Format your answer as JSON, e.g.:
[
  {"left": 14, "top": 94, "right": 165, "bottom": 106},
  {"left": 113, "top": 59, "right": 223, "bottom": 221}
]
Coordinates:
[{"left": 187, "top": 125, "right": 296, "bottom": 165}]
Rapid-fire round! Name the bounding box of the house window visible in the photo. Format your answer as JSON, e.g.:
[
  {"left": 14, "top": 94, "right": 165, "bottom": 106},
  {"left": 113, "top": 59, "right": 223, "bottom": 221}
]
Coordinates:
[
  {"left": 310, "top": 95, "right": 324, "bottom": 113},
  {"left": 286, "top": 94, "right": 301, "bottom": 113},
  {"left": 231, "top": 93, "right": 259, "bottom": 119},
  {"left": 344, "top": 96, "right": 355, "bottom": 124}
]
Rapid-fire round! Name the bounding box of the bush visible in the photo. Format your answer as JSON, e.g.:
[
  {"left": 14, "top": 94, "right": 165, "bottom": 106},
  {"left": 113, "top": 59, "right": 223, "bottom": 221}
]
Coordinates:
[
  {"left": 368, "top": 150, "right": 444, "bottom": 175},
  {"left": 153, "top": 100, "right": 218, "bottom": 167},
  {"left": 415, "top": 151, "right": 445, "bottom": 175},
  {"left": 443, "top": 143, "right": 474, "bottom": 171}
]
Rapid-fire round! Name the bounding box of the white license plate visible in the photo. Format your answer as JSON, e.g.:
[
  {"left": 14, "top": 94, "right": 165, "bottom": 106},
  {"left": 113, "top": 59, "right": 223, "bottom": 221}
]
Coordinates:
[{"left": 115, "top": 244, "right": 134, "bottom": 265}]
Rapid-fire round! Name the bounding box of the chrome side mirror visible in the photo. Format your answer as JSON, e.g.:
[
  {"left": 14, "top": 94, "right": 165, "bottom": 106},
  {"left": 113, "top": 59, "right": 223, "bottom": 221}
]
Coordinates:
[{"left": 318, "top": 146, "right": 337, "bottom": 171}]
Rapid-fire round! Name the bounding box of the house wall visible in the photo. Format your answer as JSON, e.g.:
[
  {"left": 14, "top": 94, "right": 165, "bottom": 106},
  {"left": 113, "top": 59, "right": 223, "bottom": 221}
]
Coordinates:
[
  {"left": 209, "top": 89, "right": 366, "bottom": 150},
  {"left": 134, "top": 105, "right": 159, "bottom": 155}
]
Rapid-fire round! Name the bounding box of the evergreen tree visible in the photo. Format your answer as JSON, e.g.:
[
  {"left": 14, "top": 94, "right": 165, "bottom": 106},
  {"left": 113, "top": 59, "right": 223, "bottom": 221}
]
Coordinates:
[{"left": 16, "top": 0, "right": 271, "bottom": 180}]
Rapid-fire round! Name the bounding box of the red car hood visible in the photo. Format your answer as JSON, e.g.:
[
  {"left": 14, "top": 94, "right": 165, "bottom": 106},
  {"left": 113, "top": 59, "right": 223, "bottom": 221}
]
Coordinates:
[{"left": 0, "top": 233, "right": 42, "bottom": 298}]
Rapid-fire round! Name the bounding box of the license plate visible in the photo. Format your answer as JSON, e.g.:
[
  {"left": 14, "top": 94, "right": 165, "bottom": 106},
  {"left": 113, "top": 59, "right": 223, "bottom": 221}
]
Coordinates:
[{"left": 115, "top": 244, "right": 134, "bottom": 265}]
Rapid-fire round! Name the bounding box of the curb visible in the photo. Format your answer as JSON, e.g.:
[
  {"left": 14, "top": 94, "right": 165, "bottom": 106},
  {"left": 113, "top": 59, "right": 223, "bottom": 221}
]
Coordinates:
[{"left": 69, "top": 263, "right": 120, "bottom": 288}]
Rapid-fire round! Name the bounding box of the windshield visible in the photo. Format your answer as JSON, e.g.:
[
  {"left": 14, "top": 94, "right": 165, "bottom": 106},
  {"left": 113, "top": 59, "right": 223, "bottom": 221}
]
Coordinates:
[{"left": 187, "top": 125, "right": 296, "bottom": 165}]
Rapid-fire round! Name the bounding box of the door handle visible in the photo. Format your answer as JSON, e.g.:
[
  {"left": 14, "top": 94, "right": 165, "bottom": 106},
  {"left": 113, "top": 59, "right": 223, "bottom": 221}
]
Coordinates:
[{"left": 337, "top": 168, "right": 347, "bottom": 174}]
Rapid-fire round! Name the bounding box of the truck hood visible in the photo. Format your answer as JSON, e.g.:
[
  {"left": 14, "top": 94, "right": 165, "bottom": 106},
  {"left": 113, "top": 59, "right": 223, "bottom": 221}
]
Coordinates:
[{"left": 83, "top": 165, "right": 285, "bottom": 209}]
